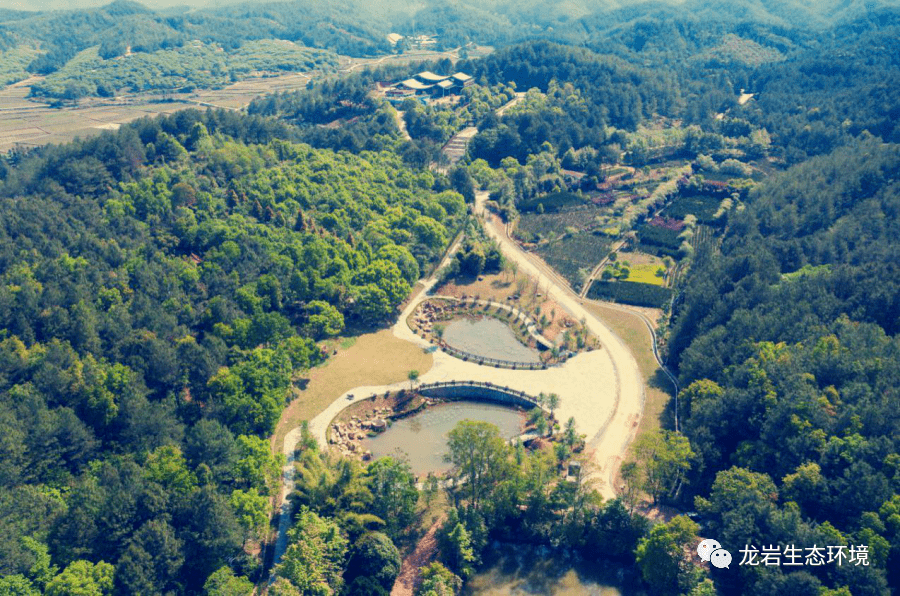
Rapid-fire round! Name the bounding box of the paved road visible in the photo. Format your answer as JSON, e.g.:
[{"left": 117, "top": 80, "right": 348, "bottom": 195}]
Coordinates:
[{"left": 475, "top": 191, "right": 645, "bottom": 500}]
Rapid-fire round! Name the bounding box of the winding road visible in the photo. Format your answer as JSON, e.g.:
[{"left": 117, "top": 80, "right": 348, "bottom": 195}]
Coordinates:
[
  {"left": 270, "top": 93, "right": 647, "bottom": 578},
  {"left": 473, "top": 191, "right": 645, "bottom": 497}
]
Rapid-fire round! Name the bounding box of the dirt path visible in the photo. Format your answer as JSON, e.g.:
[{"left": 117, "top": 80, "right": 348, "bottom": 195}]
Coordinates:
[
  {"left": 578, "top": 238, "right": 627, "bottom": 299},
  {"left": 393, "top": 107, "right": 412, "bottom": 141},
  {"left": 496, "top": 91, "right": 526, "bottom": 116},
  {"left": 392, "top": 516, "right": 446, "bottom": 596}
]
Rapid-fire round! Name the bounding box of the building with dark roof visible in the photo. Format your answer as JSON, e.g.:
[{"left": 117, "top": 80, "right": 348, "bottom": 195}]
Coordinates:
[{"left": 384, "top": 71, "right": 476, "bottom": 103}]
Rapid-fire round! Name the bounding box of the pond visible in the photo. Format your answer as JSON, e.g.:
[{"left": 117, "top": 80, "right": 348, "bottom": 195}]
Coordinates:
[
  {"left": 443, "top": 316, "right": 541, "bottom": 364},
  {"left": 465, "top": 544, "right": 633, "bottom": 595},
  {"left": 360, "top": 401, "right": 525, "bottom": 475}
]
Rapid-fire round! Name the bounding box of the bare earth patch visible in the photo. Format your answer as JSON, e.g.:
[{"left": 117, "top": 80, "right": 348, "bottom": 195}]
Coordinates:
[{"left": 392, "top": 514, "right": 446, "bottom": 596}]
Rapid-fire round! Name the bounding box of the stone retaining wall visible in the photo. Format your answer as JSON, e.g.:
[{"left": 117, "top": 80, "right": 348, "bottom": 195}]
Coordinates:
[{"left": 417, "top": 381, "right": 543, "bottom": 410}]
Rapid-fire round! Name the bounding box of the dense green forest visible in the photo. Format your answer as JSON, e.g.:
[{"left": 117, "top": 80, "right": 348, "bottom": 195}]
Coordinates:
[
  {"left": 0, "top": 109, "right": 465, "bottom": 593},
  {"left": 667, "top": 138, "right": 900, "bottom": 594},
  {"left": 0, "top": 0, "right": 392, "bottom": 76},
  {"left": 1, "top": 1, "right": 900, "bottom": 594},
  {"left": 29, "top": 41, "right": 337, "bottom": 101},
  {"left": 2, "top": 0, "right": 899, "bottom": 101}
]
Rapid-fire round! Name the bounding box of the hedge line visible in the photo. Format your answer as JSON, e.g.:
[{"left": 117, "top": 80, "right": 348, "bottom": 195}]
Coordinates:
[{"left": 587, "top": 280, "right": 673, "bottom": 308}]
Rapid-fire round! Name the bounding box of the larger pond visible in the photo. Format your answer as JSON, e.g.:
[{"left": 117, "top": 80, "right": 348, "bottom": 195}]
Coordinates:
[
  {"left": 465, "top": 544, "right": 633, "bottom": 595},
  {"left": 443, "top": 317, "right": 541, "bottom": 364},
  {"left": 360, "top": 401, "right": 525, "bottom": 475}
]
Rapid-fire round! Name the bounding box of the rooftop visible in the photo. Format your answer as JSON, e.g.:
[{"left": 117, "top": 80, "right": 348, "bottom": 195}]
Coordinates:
[
  {"left": 417, "top": 71, "right": 450, "bottom": 82},
  {"left": 400, "top": 79, "right": 434, "bottom": 91}
]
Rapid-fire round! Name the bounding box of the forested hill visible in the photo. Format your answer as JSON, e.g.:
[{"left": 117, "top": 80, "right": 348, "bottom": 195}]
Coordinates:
[
  {"left": 0, "top": 0, "right": 390, "bottom": 72},
  {"left": 669, "top": 138, "right": 900, "bottom": 593},
  {"left": 3, "top": 0, "right": 900, "bottom": 92},
  {"left": 737, "top": 10, "right": 900, "bottom": 162},
  {"left": 0, "top": 110, "right": 465, "bottom": 593}
]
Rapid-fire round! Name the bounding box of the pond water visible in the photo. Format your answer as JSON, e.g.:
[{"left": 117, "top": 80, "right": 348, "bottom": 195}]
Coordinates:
[
  {"left": 465, "top": 544, "right": 632, "bottom": 596},
  {"left": 443, "top": 317, "right": 541, "bottom": 364},
  {"left": 360, "top": 401, "right": 525, "bottom": 475}
]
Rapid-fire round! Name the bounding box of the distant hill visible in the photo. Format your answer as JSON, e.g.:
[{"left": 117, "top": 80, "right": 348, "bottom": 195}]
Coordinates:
[{"left": 1, "top": 0, "right": 898, "bottom": 97}]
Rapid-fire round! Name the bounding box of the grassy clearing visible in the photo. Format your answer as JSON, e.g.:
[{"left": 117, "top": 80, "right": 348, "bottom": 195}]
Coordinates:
[
  {"left": 272, "top": 328, "right": 434, "bottom": 451},
  {"left": 626, "top": 263, "right": 667, "bottom": 286}
]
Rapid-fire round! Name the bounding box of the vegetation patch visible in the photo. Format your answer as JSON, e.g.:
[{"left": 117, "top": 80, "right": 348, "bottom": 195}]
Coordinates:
[
  {"left": 625, "top": 263, "right": 668, "bottom": 286},
  {"left": 518, "top": 191, "right": 584, "bottom": 213},
  {"left": 0, "top": 46, "right": 39, "bottom": 86},
  {"left": 661, "top": 193, "right": 722, "bottom": 224},
  {"left": 636, "top": 224, "right": 683, "bottom": 256},
  {"left": 534, "top": 232, "right": 611, "bottom": 292},
  {"left": 587, "top": 280, "right": 673, "bottom": 308},
  {"left": 515, "top": 208, "right": 598, "bottom": 241}
]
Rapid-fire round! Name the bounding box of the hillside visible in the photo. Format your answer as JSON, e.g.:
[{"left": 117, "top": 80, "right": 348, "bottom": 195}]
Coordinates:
[{"left": 2, "top": 0, "right": 900, "bottom": 98}]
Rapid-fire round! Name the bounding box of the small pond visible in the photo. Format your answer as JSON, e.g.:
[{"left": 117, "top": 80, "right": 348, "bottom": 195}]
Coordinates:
[
  {"left": 360, "top": 401, "right": 525, "bottom": 475},
  {"left": 465, "top": 544, "right": 633, "bottom": 595},
  {"left": 443, "top": 317, "right": 541, "bottom": 364}
]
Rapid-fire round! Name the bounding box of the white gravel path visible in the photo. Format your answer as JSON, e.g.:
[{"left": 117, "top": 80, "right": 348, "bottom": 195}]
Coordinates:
[{"left": 473, "top": 191, "right": 645, "bottom": 499}]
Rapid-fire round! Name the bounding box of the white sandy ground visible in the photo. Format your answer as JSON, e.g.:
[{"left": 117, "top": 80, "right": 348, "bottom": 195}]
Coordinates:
[{"left": 271, "top": 196, "right": 646, "bottom": 570}]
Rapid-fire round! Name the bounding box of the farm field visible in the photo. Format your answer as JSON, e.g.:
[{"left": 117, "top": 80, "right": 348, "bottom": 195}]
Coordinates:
[
  {"left": 534, "top": 231, "right": 610, "bottom": 292},
  {"left": 518, "top": 191, "right": 584, "bottom": 213},
  {"left": 587, "top": 279, "right": 673, "bottom": 308},
  {"left": 660, "top": 192, "right": 722, "bottom": 223},
  {"left": 0, "top": 46, "right": 484, "bottom": 154},
  {"left": 0, "top": 72, "right": 321, "bottom": 153},
  {"left": 603, "top": 249, "right": 670, "bottom": 285},
  {"left": 625, "top": 263, "right": 666, "bottom": 286},
  {"left": 515, "top": 207, "right": 598, "bottom": 241}
]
